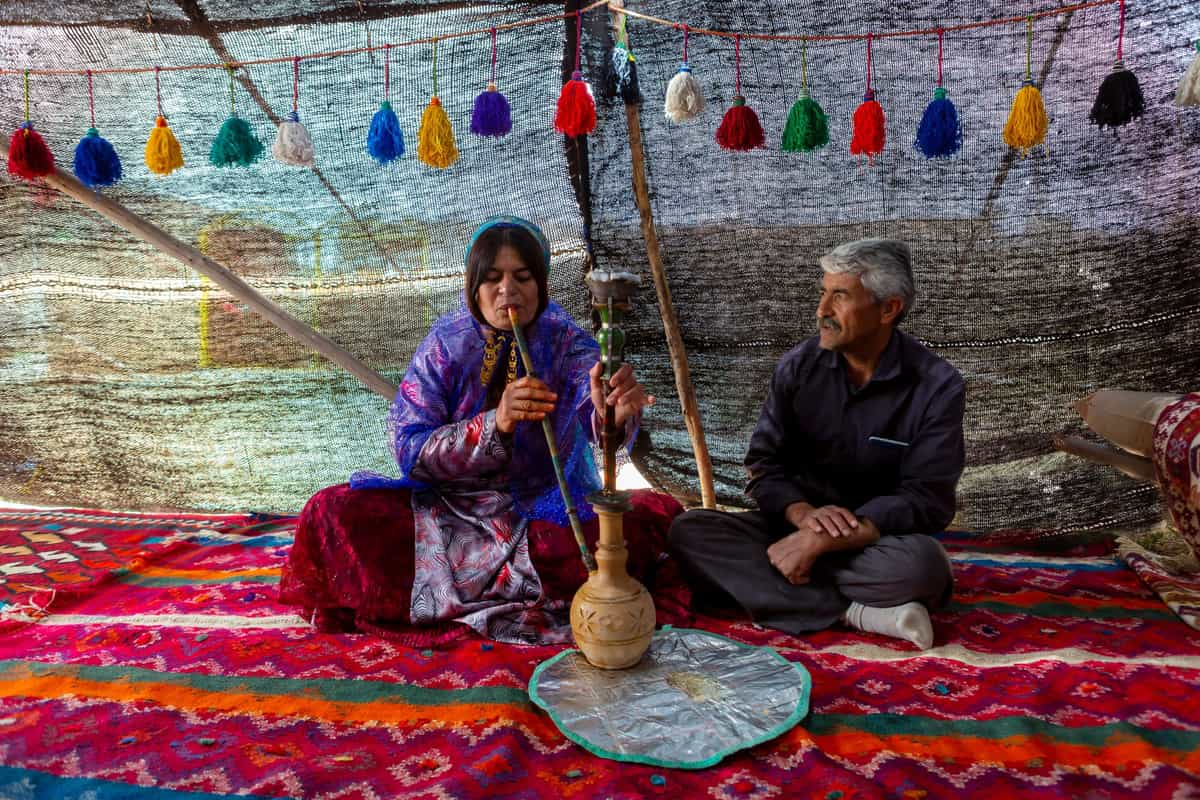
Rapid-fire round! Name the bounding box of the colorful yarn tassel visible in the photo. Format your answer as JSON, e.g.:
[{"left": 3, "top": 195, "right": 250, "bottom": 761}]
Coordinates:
[
  {"left": 416, "top": 42, "right": 457, "bottom": 168},
  {"left": 73, "top": 127, "right": 122, "bottom": 187},
  {"left": 417, "top": 97, "right": 458, "bottom": 169},
  {"left": 1176, "top": 41, "right": 1200, "bottom": 107},
  {"left": 273, "top": 110, "right": 315, "bottom": 167},
  {"left": 1004, "top": 17, "right": 1048, "bottom": 156},
  {"left": 781, "top": 40, "right": 827, "bottom": 152},
  {"left": 211, "top": 67, "right": 263, "bottom": 167},
  {"left": 471, "top": 31, "right": 511, "bottom": 137},
  {"left": 781, "top": 89, "right": 828, "bottom": 152},
  {"left": 850, "top": 35, "right": 885, "bottom": 163},
  {"left": 471, "top": 84, "right": 512, "bottom": 137},
  {"left": 274, "top": 58, "right": 315, "bottom": 166},
  {"left": 367, "top": 101, "right": 405, "bottom": 164},
  {"left": 555, "top": 71, "right": 596, "bottom": 137},
  {"left": 1090, "top": 61, "right": 1144, "bottom": 129},
  {"left": 664, "top": 26, "right": 703, "bottom": 123},
  {"left": 850, "top": 89, "right": 886, "bottom": 162},
  {"left": 145, "top": 69, "right": 183, "bottom": 176},
  {"left": 70, "top": 71, "right": 122, "bottom": 187},
  {"left": 7, "top": 121, "right": 54, "bottom": 181},
  {"left": 716, "top": 96, "right": 764, "bottom": 151},
  {"left": 605, "top": 42, "right": 642, "bottom": 104},
  {"left": 665, "top": 64, "right": 704, "bottom": 123},
  {"left": 915, "top": 88, "right": 961, "bottom": 158},
  {"left": 715, "top": 35, "right": 764, "bottom": 151},
  {"left": 145, "top": 116, "right": 184, "bottom": 176},
  {"left": 1002, "top": 81, "right": 1047, "bottom": 155},
  {"left": 555, "top": 13, "right": 596, "bottom": 136},
  {"left": 914, "top": 30, "right": 961, "bottom": 159},
  {"left": 1090, "top": 3, "right": 1142, "bottom": 130},
  {"left": 210, "top": 116, "right": 264, "bottom": 167}
]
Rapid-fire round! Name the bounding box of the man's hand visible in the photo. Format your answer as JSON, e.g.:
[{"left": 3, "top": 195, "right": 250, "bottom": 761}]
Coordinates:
[
  {"left": 496, "top": 376, "right": 557, "bottom": 434},
  {"left": 767, "top": 529, "right": 824, "bottom": 585},
  {"left": 801, "top": 505, "right": 860, "bottom": 538}
]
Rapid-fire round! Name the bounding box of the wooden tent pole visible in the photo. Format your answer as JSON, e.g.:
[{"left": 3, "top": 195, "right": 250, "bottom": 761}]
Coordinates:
[
  {"left": 622, "top": 102, "right": 717, "bottom": 508},
  {"left": 0, "top": 147, "right": 397, "bottom": 401}
]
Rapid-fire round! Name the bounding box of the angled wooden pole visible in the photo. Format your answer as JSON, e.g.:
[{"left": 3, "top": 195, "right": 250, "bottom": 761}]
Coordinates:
[
  {"left": 622, "top": 101, "right": 717, "bottom": 508},
  {"left": 1, "top": 145, "right": 397, "bottom": 402}
]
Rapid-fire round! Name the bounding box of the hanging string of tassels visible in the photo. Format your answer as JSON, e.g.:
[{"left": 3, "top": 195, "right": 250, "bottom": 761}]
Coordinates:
[
  {"left": 145, "top": 66, "right": 184, "bottom": 175},
  {"left": 781, "top": 36, "right": 828, "bottom": 153},
  {"left": 417, "top": 39, "right": 459, "bottom": 168},
  {"left": 605, "top": 11, "right": 642, "bottom": 104},
  {"left": 1003, "top": 16, "right": 1048, "bottom": 156},
  {"left": 273, "top": 56, "right": 316, "bottom": 166},
  {"left": 1089, "top": 0, "right": 1144, "bottom": 130},
  {"left": 555, "top": 10, "right": 597, "bottom": 136},
  {"left": 210, "top": 65, "right": 264, "bottom": 167},
  {"left": 715, "top": 34, "right": 764, "bottom": 150},
  {"left": 915, "top": 28, "right": 962, "bottom": 158},
  {"left": 1179, "top": 41, "right": 1200, "bottom": 107},
  {"left": 8, "top": 69, "right": 56, "bottom": 181},
  {"left": 471, "top": 27, "right": 512, "bottom": 137},
  {"left": 850, "top": 33, "right": 885, "bottom": 163},
  {"left": 73, "top": 69, "right": 123, "bottom": 188},
  {"left": 664, "top": 23, "right": 704, "bottom": 123},
  {"left": 367, "top": 43, "right": 405, "bottom": 164}
]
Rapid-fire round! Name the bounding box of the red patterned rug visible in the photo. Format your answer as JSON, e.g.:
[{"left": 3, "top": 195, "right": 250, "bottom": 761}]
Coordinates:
[{"left": 1, "top": 510, "right": 1198, "bottom": 799}]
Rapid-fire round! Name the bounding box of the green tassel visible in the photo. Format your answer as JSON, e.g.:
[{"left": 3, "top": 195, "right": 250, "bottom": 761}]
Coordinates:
[
  {"left": 209, "top": 115, "right": 264, "bottom": 167},
  {"left": 781, "top": 88, "right": 829, "bottom": 152}
]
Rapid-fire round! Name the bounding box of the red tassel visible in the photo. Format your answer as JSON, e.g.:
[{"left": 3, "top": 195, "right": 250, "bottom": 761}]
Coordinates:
[
  {"left": 715, "top": 96, "right": 765, "bottom": 151},
  {"left": 7, "top": 121, "right": 55, "bottom": 181},
  {"left": 850, "top": 89, "right": 886, "bottom": 162},
  {"left": 554, "top": 70, "right": 596, "bottom": 137}
]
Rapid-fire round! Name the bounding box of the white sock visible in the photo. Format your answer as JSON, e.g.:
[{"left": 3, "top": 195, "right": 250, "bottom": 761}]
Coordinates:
[{"left": 842, "top": 601, "right": 934, "bottom": 650}]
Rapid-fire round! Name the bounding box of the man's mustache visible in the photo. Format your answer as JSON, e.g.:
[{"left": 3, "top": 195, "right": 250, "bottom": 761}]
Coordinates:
[{"left": 819, "top": 317, "right": 841, "bottom": 332}]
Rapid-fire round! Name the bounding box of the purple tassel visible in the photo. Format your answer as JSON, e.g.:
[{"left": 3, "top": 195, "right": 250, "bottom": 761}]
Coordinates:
[{"left": 470, "top": 83, "right": 512, "bottom": 138}]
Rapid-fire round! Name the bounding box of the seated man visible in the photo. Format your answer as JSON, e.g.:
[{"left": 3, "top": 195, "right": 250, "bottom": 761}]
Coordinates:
[{"left": 669, "top": 238, "right": 965, "bottom": 649}]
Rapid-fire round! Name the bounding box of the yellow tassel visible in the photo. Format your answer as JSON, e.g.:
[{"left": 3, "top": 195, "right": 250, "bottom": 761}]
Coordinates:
[
  {"left": 145, "top": 116, "right": 184, "bottom": 175},
  {"left": 417, "top": 96, "right": 458, "bottom": 169},
  {"left": 1002, "top": 82, "right": 1048, "bottom": 157}
]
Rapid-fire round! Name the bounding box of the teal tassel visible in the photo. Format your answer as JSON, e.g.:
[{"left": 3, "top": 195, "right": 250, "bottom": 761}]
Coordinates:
[{"left": 210, "top": 116, "right": 264, "bottom": 167}]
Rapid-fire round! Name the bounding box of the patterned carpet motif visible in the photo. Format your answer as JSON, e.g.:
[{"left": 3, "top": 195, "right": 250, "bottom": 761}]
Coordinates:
[{"left": 1, "top": 511, "right": 1198, "bottom": 798}]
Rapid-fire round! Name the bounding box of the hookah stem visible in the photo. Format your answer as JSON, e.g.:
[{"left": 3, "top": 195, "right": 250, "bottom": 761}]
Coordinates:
[
  {"left": 602, "top": 296, "right": 618, "bottom": 491},
  {"left": 507, "top": 308, "right": 597, "bottom": 574}
]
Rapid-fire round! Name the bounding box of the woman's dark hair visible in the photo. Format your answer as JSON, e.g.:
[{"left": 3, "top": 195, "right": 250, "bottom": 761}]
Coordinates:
[{"left": 464, "top": 226, "right": 550, "bottom": 325}]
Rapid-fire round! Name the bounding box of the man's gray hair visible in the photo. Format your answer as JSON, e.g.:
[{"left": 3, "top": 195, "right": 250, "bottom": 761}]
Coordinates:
[{"left": 819, "top": 238, "right": 916, "bottom": 324}]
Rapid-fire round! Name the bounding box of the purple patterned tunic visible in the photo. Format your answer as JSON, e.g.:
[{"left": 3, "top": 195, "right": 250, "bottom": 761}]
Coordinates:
[{"left": 351, "top": 302, "right": 616, "bottom": 644}]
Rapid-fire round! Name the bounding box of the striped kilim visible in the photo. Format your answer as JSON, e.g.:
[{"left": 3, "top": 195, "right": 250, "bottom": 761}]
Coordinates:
[{"left": 1, "top": 509, "right": 1199, "bottom": 798}]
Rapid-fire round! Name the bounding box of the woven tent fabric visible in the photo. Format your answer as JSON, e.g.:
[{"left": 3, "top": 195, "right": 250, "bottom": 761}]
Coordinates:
[
  {"left": 585, "top": 1, "right": 1200, "bottom": 532},
  {"left": 0, "top": 1, "right": 1198, "bottom": 536},
  {"left": 0, "top": 2, "right": 596, "bottom": 513}
]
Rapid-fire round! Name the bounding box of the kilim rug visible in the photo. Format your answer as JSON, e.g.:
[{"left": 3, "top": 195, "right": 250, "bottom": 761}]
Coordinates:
[{"left": 1, "top": 509, "right": 1198, "bottom": 798}]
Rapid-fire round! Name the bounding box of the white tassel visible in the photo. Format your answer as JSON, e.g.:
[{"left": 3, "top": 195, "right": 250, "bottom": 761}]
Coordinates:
[
  {"left": 272, "top": 111, "right": 315, "bottom": 166},
  {"left": 664, "top": 63, "right": 705, "bottom": 123},
  {"left": 1176, "top": 42, "right": 1200, "bottom": 107}
]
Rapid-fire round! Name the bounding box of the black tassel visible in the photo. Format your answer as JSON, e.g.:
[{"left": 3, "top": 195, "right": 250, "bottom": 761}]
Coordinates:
[
  {"left": 1089, "top": 60, "right": 1144, "bottom": 129},
  {"left": 603, "top": 43, "right": 642, "bottom": 105}
]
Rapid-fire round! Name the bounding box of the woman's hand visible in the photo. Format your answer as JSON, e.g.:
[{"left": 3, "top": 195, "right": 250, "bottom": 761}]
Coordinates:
[
  {"left": 589, "top": 362, "right": 655, "bottom": 428},
  {"left": 496, "top": 377, "right": 557, "bottom": 434}
]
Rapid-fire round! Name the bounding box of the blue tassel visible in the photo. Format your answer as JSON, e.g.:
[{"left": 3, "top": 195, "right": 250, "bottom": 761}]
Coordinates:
[
  {"left": 367, "top": 100, "right": 405, "bottom": 164},
  {"left": 73, "top": 127, "right": 122, "bottom": 187},
  {"left": 470, "top": 83, "right": 512, "bottom": 138},
  {"left": 915, "top": 87, "right": 962, "bottom": 159}
]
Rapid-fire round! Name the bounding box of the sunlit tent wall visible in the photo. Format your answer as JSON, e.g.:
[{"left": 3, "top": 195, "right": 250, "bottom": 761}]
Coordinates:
[{"left": 1, "top": 1, "right": 1198, "bottom": 534}]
